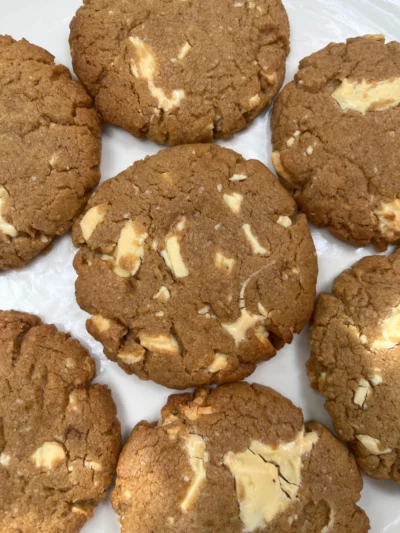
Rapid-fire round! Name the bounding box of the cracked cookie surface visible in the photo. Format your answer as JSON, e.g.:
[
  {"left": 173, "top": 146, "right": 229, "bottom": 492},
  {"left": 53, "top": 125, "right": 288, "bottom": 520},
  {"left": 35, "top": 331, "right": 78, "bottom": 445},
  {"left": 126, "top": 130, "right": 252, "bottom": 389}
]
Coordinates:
[
  {"left": 0, "top": 35, "right": 101, "bottom": 270},
  {"left": 69, "top": 0, "right": 289, "bottom": 145},
  {"left": 0, "top": 310, "right": 121, "bottom": 532},
  {"left": 72, "top": 144, "right": 317, "bottom": 390},
  {"left": 309, "top": 249, "right": 400, "bottom": 482},
  {"left": 271, "top": 35, "right": 400, "bottom": 250},
  {"left": 112, "top": 383, "right": 369, "bottom": 533}
]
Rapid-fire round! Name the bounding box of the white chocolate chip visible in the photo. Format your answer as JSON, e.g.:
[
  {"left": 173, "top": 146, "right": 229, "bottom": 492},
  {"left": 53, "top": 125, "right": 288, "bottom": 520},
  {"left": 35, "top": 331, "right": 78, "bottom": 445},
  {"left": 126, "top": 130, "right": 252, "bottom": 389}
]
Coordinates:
[
  {"left": 223, "top": 192, "right": 243, "bottom": 214},
  {"left": 248, "top": 94, "right": 261, "bottom": 109},
  {"left": 223, "top": 309, "right": 264, "bottom": 345},
  {"left": 130, "top": 37, "right": 185, "bottom": 112},
  {"left": 217, "top": 184, "right": 223, "bottom": 192},
  {"left": 375, "top": 199, "right": 400, "bottom": 241},
  {"left": 90, "top": 314, "right": 111, "bottom": 333},
  {"left": 277, "top": 216, "right": 292, "bottom": 228},
  {"left": 369, "top": 369, "right": 383, "bottom": 386},
  {"left": 230, "top": 174, "right": 248, "bottom": 182},
  {"left": 167, "top": 516, "right": 175, "bottom": 525},
  {"left": 306, "top": 145, "right": 314, "bottom": 155},
  {"left": 153, "top": 286, "right": 171, "bottom": 302},
  {"left": 271, "top": 152, "right": 292, "bottom": 182},
  {"left": 214, "top": 251, "right": 235, "bottom": 274},
  {"left": 242, "top": 224, "right": 269, "bottom": 255},
  {"left": 356, "top": 435, "right": 392, "bottom": 455},
  {"left": 254, "top": 323, "right": 270, "bottom": 347},
  {"left": 80, "top": 204, "right": 108, "bottom": 242},
  {"left": 208, "top": 353, "right": 229, "bottom": 373},
  {"left": 114, "top": 220, "right": 148, "bottom": 276},
  {"left": 371, "top": 305, "right": 400, "bottom": 349},
  {"left": 332, "top": 78, "right": 400, "bottom": 114},
  {"left": 0, "top": 186, "right": 18, "bottom": 238},
  {"left": 181, "top": 435, "right": 209, "bottom": 512},
  {"left": 177, "top": 41, "right": 192, "bottom": 60},
  {"left": 139, "top": 333, "right": 180, "bottom": 355},
  {"left": 0, "top": 453, "right": 11, "bottom": 467},
  {"left": 161, "top": 218, "right": 189, "bottom": 278},
  {"left": 353, "top": 379, "right": 371, "bottom": 408},
  {"left": 117, "top": 344, "right": 145, "bottom": 365},
  {"left": 197, "top": 306, "right": 211, "bottom": 315},
  {"left": 286, "top": 137, "right": 295, "bottom": 147},
  {"left": 84, "top": 460, "right": 103, "bottom": 472},
  {"left": 155, "top": 311, "right": 164, "bottom": 317},
  {"left": 224, "top": 430, "right": 319, "bottom": 531},
  {"left": 72, "top": 506, "right": 88, "bottom": 516},
  {"left": 31, "top": 442, "right": 66, "bottom": 470}
]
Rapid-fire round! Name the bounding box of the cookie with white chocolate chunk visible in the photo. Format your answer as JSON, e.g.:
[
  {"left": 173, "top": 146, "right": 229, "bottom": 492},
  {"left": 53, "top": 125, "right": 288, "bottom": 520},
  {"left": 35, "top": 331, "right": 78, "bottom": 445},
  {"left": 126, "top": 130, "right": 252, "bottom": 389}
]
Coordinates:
[
  {"left": 271, "top": 34, "right": 400, "bottom": 250},
  {"left": 72, "top": 144, "right": 317, "bottom": 390},
  {"left": 69, "top": 0, "right": 289, "bottom": 145},
  {"left": 112, "top": 383, "right": 370, "bottom": 533},
  {"left": 0, "top": 310, "right": 121, "bottom": 532},
  {"left": 0, "top": 36, "right": 101, "bottom": 270},
  {"left": 309, "top": 249, "right": 400, "bottom": 481}
]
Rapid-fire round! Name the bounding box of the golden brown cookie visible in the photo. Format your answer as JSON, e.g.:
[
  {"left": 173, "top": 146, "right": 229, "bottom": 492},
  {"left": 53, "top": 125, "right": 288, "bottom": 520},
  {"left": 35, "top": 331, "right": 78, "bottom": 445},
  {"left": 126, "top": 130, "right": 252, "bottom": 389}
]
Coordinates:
[
  {"left": 69, "top": 0, "right": 289, "bottom": 145},
  {"left": 72, "top": 144, "right": 317, "bottom": 390},
  {"left": 309, "top": 249, "right": 400, "bottom": 482},
  {"left": 0, "top": 36, "right": 101, "bottom": 270},
  {"left": 0, "top": 310, "right": 121, "bottom": 532},
  {"left": 112, "top": 383, "right": 370, "bottom": 533},
  {"left": 271, "top": 35, "right": 400, "bottom": 250}
]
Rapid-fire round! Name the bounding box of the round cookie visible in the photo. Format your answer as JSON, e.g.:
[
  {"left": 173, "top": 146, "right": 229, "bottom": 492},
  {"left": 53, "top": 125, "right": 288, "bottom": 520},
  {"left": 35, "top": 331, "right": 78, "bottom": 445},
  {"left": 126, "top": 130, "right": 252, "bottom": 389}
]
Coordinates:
[
  {"left": 72, "top": 144, "right": 317, "bottom": 390},
  {"left": 0, "top": 36, "right": 101, "bottom": 270},
  {"left": 271, "top": 34, "right": 400, "bottom": 250},
  {"left": 309, "top": 249, "right": 400, "bottom": 482},
  {"left": 69, "top": 0, "right": 289, "bottom": 145},
  {"left": 112, "top": 383, "right": 370, "bottom": 533},
  {"left": 0, "top": 310, "right": 121, "bottom": 532}
]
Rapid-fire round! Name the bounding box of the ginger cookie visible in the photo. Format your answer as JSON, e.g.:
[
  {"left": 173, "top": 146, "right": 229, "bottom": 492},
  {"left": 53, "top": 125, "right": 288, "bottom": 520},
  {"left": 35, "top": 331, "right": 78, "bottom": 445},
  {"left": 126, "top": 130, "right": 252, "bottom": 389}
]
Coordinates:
[
  {"left": 112, "top": 383, "right": 370, "bottom": 533},
  {"left": 309, "top": 249, "right": 400, "bottom": 482},
  {"left": 72, "top": 144, "right": 317, "bottom": 390},
  {"left": 0, "top": 311, "right": 121, "bottom": 532},
  {"left": 0, "top": 36, "right": 101, "bottom": 270},
  {"left": 69, "top": 0, "right": 289, "bottom": 145},
  {"left": 271, "top": 35, "right": 400, "bottom": 250}
]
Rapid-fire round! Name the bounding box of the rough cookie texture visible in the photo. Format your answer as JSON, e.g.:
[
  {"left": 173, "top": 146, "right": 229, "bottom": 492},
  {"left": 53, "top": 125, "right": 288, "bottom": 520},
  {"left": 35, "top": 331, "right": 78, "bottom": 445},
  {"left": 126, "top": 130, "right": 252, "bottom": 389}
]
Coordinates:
[
  {"left": 0, "top": 311, "right": 121, "bottom": 532},
  {"left": 0, "top": 36, "right": 101, "bottom": 270},
  {"left": 72, "top": 144, "right": 317, "bottom": 390},
  {"left": 112, "top": 383, "right": 369, "bottom": 533},
  {"left": 70, "top": 0, "right": 289, "bottom": 145},
  {"left": 271, "top": 35, "right": 400, "bottom": 250},
  {"left": 309, "top": 249, "right": 400, "bottom": 482}
]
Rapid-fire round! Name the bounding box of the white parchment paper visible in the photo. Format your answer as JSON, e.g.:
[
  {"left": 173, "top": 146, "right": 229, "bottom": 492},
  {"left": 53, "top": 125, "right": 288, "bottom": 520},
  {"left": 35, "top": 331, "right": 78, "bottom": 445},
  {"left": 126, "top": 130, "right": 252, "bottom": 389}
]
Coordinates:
[{"left": 1, "top": 1, "right": 399, "bottom": 531}]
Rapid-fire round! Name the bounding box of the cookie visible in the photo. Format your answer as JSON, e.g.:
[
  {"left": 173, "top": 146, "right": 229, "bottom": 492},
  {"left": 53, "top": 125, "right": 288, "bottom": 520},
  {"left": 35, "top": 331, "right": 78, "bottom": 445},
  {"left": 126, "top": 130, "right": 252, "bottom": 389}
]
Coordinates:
[
  {"left": 0, "top": 311, "right": 121, "bottom": 532},
  {"left": 69, "top": 0, "right": 289, "bottom": 145},
  {"left": 0, "top": 36, "right": 101, "bottom": 270},
  {"left": 112, "top": 383, "right": 369, "bottom": 533},
  {"left": 72, "top": 144, "right": 317, "bottom": 390},
  {"left": 271, "top": 34, "right": 400, "bottom": 250},
  {"left": 309, "top": 250, "right": 400, "bottom": 482}
]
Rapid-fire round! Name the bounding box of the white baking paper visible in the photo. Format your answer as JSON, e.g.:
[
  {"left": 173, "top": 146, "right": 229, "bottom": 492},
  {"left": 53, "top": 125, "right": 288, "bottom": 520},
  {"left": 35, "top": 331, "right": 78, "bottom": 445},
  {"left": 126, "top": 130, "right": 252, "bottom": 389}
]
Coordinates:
[{"left": 0, "top": 0, "right": 399, "bottom": 531}]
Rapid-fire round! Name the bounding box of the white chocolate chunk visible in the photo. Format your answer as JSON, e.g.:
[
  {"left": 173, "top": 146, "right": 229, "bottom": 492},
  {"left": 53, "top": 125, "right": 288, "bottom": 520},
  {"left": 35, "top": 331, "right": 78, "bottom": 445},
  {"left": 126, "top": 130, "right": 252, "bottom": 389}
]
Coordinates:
[
  {"left": 80, "top": 204, "right": 108, "bottom": 242},
  {"left": 286, "top": 137, "right": 295, "bottom": 147},
  {"left": 181, "top": 435, "right": 209, "bottom": 512},
  {"left": 161, "top": 218, "right": 189, "bottom": 278},
  {"left": 153, "top": 286, "right": 171, "bottom": 302},
  {"left": 353, "top": 379, "right": 371, "bottom": 408},
  {"left": 0, "top": 186, "right": 18, "bottom": 238},
  {"left": 117, "top": 344, "right": 145, "bottom": 365},
  {"left": 223, "top": 309, "right": 264, "bottom": 345},
  {"left": 0, "top": 453, "right": 11, "bottom": 467},
  {"left": 177, "top": 42, "right": 191, "bottom": 60},
  {"left": 230, "top": 174, "right": 248, "bottom": 182},
  {"left": 369, "top": 369, "right": 383, "bottom": 386},
  {"left": 130, "top": 36, "right": 185, "bottom": 113},
  {"left": 248, "top": 94, "right": 261, "bottom": 109},
  {"left": 72, "top": 506, "right": 88, "bottom": 516},
  {"left": 254, "top": 323, "right": 270, "bottom": 347},
  {"left": 223, "top": 192, "right": 244, "bottom": 214},
  {"left": 356, "top": 435, "right": 392, "bottom": 455},
  {"left": 139, "top": 333, "right": 180, "bottom": 355},
  {"left": 277, "top": 216, "right": 292, "bottom": 228},
  {"left": 114, "top": 220, "right": 148, "bottom": 276},
  {"left": 332, "top": 78, "right": 400, "bottom": 114},
  {"left": 375, "top": 199, "right": 400, "bottom": 241},
  {"left": 242, "top": 224, "right": 268, "bottom": 255},
  {"left": 306, "top": 145, "right": 314, "bottom": 155},
  {"left": 372, "top": 305, "right": 400, "bottom": 349},
  {"left": 208, "top": 353, "right": 229, "bottom": 373},
  {"left": 224, "top": 430, "right": 318, "bottom": 532},
  {"left": 197, "top": 306, "right": 210, "bottom": 316},
  {"left": 31, "top": 442, "right": 66, "bottom": 470},
  {"left": 90, "top": 314, "right": 111, "bottom": 333},
  {"left": 214, "top": 251, "right": 235, "bottom": 274},
  {"left": 84, "top": 460, "right": 103, "bottom": 472}
]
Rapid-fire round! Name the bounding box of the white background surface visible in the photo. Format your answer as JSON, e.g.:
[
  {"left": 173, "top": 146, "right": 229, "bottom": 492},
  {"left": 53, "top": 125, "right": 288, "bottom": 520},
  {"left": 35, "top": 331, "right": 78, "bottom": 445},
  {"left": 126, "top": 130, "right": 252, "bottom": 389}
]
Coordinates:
[{"left": 1, "top": 0, "right": 400, "bottom": 531}]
